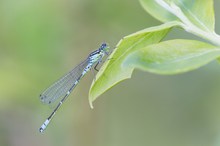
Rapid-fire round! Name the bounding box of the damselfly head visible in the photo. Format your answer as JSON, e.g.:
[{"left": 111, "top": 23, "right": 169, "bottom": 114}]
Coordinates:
[{"left": 99, "top": 43, "right": 110, "bottom": 55}]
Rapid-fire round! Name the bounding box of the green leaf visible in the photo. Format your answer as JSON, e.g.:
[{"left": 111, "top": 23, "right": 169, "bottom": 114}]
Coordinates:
[
  {"left": 89, "top": 22, "right": 180, "bottom": 107},
  {"left": 140, "top": 0, "right": 215, "bottom": 32},
  {"left": 89, "top": 38, "right": 220, "bottom": 107},
  {"left": 125, "top": 39, "right": 220, "bottom": 74},
  {"left": 139, "top": 0, "right": 177, "bottom": 23}
]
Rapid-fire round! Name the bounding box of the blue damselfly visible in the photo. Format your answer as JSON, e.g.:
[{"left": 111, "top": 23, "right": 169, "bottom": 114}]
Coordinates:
[{"left": 39, "top": 43, "right": 110, "bottom": 133}]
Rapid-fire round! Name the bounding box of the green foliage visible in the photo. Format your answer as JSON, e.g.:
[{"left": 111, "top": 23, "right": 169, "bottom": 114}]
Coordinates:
[
  {"left": 139, "top": 0, "right": 215, "bottom": 31},
  {"left": 89, "top": 0, "right": 220, "bottom": 107},
  {"left": 89, "top": 22, "right": 179, "bottom": 106},
  {"left": 125, "top": 40, "right": 220, "bottom": 74}
]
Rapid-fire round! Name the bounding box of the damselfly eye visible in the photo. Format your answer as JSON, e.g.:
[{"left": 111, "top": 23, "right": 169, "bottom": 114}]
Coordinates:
[{"left": 101, "top": 43, "right": 107, "bottom": 49}]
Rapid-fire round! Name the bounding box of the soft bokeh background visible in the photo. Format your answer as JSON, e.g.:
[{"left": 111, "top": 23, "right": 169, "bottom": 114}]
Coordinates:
[{"left": 1, "top": 0, "right": 220, "bottom": 146}]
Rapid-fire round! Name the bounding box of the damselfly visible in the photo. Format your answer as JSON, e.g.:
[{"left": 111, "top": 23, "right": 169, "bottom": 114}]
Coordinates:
[{"left": 39, "top": 43, "right": 110, "bottom": 133}]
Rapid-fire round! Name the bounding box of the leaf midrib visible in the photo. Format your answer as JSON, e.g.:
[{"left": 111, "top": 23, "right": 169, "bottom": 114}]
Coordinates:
[
  {"left": 106, "top": 33, "right": 152, "bottom": 71},
  {"left": 177, "top": 0, "right": 212, "bottom": 32}
]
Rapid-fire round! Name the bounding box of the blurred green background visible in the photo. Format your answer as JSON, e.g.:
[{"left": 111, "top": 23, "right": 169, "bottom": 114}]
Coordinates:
[{"left": 1, "top": 0, "right": 220, "bottom": 146}]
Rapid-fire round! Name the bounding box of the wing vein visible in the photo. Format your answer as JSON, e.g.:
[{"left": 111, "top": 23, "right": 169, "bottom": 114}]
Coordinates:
[{"left": 40, "top": 58, "right": 89, "bottom": 104}]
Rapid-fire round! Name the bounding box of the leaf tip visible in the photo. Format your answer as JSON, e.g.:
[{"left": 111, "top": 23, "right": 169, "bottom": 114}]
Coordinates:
[
  {"left": 89, "top": 99, "right": 94, "bottom": 109},
  {"left": 89, "top": 91, "right": 95, "bottom": 109}
]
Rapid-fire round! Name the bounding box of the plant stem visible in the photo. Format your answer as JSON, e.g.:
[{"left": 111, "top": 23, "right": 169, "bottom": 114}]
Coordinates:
[
  {"left": 182, "top": 24, "right": 220, "bottom": 47},
  {"left": 155, "top": 0, "right": 220, "bottom": 47}
]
